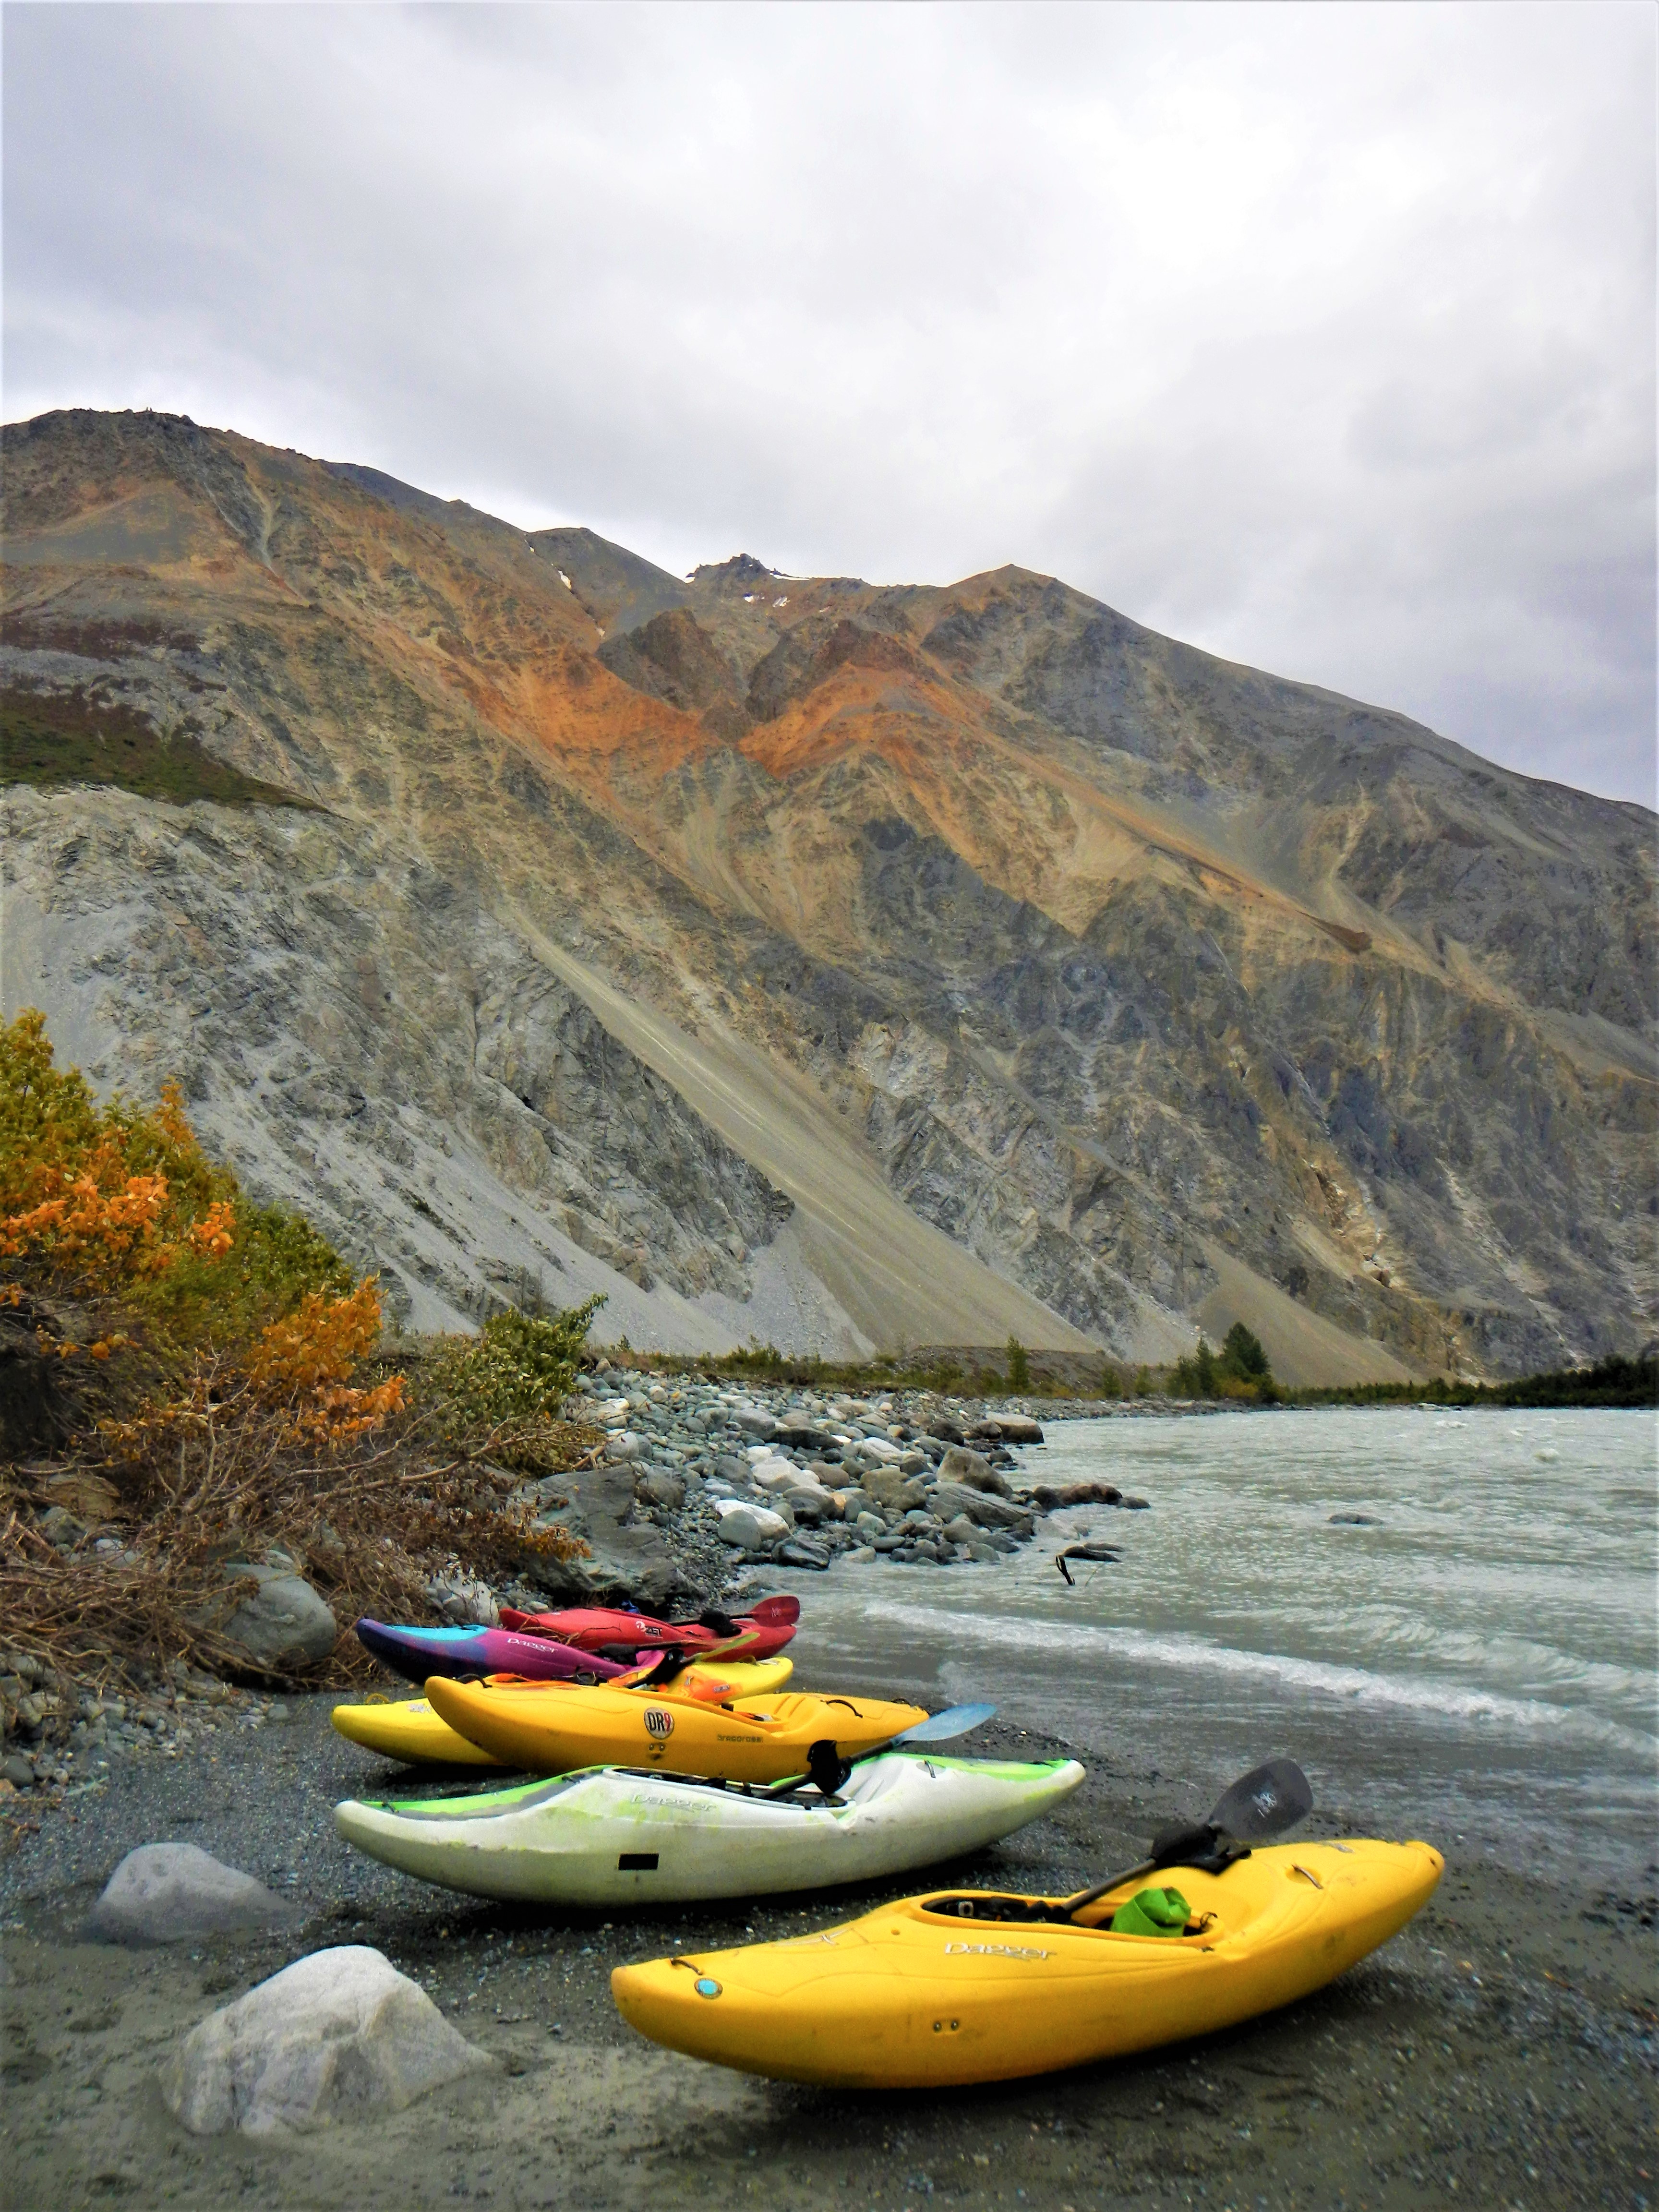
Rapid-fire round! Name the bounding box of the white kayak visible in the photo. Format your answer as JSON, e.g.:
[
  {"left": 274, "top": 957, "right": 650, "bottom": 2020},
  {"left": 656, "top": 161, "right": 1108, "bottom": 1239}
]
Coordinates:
[{"left": 334, "top": 1752, "right": 1085, "bottom": 1907}]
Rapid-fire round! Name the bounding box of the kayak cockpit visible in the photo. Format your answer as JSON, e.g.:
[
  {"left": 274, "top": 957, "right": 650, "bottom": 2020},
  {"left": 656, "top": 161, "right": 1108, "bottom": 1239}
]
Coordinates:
[{"left": 917, "top": 1891, "right": 1223, "bottom": 1937}]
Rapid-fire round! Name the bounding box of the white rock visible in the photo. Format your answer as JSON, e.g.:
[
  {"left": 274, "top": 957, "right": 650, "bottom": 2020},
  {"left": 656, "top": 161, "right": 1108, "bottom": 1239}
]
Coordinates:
[
  {"left": 89, "top": 1843, "right": 295, "bottom": 1946},
  {"left": 749, "top": 1455, "right": 799, "bottom": 1489},
  {"left": 712, "top": 1499, "right": 789, "bottom": 1548},
  {"left": 162, "top": 1945, "right": 491, "bottom": 2137}
]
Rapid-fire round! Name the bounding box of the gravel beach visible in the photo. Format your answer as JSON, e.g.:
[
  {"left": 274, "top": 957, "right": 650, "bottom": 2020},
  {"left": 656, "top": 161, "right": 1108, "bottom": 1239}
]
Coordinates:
[{"left": 3, "top": 1647, "right": 1653, "bottom": 2212}]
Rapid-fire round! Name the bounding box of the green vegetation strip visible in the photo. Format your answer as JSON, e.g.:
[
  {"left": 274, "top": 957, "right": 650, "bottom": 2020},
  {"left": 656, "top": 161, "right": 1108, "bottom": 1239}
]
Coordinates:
[
  {"left": 592, "top": 1330, "right": 1656, "bottom": 1410},
  {"left": 1, "top": 687, "right": 308, "bottom": 808},
  {"left": 1286, "top": 1353, "right": 1657, "bottom": 1410}
]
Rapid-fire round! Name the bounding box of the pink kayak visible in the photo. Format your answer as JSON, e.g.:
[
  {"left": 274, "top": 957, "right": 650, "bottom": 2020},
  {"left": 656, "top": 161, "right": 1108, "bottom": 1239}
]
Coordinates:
[{"left": 354, "top": 1620, "right": 632, "bottom": 1685}]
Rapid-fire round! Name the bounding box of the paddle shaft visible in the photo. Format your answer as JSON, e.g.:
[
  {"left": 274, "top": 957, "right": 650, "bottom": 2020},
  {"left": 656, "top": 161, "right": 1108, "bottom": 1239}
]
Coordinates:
[
  {"left": 1060, "top": 1758, "right": 1314, "bottom": 1917},
  {"left": 766, "top": 1704, "right": 998, "bottom": 1799},
  {"left": 1064, "top": 1855, "right": 1158, "bottom": 1916}
]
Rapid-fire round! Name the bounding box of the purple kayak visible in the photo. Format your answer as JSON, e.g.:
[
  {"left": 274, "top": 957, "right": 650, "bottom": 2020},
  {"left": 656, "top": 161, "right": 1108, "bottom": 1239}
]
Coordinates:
[{"left": 355, "top": 1619, "right": 635, "bottom": 1686}]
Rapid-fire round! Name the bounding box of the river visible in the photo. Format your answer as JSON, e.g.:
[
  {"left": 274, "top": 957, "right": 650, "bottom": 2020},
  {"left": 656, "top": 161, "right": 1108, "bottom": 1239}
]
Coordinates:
[{"left": 777, "top": 1406, "right": 1659, "bottom": 1887}]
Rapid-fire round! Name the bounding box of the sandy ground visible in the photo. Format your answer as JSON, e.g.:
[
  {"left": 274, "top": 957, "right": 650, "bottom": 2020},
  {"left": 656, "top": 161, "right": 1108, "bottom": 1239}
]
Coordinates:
[{"left": 1, "top": 1692, "right": 1653, "bottom": 2212}]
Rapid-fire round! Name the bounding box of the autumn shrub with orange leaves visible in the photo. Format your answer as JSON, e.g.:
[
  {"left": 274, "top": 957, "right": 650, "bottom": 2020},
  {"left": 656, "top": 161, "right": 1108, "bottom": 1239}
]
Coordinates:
[
  {"left": 100, "top": 1279, "right": 409, "bottom": 1481},
  {"left": 0, "top": 1013, "right": 597, "bottom": 1693},
  {"left": 0, "top": 1007, "right": 354, "bottom": 1351},
  {"left": 3, "top": 1006, "right": 219, "bottom": 1286}
]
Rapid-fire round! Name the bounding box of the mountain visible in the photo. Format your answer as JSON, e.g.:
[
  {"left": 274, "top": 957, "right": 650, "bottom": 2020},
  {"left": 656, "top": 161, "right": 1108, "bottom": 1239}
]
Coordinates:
[{"left": 2, "top": 407, "right": 1653, "bottom": 1379}]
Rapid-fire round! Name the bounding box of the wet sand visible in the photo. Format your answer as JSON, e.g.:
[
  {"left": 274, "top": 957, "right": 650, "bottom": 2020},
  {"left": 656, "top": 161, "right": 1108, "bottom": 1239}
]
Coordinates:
[{"left": 2, "top": 1684, "right": 1653, "bottom": 2212}]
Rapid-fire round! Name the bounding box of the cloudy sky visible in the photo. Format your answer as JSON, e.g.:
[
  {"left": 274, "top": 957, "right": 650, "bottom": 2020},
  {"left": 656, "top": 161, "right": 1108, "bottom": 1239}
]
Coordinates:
[{"left": 5, "top": 3, "right": 1654, "bottom": 804}]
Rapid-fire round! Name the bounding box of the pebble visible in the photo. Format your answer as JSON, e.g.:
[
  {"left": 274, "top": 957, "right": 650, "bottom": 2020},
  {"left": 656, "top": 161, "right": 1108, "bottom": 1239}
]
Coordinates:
[{"left": 0, "top": 1655, "right": 271, "bottom": 1813}]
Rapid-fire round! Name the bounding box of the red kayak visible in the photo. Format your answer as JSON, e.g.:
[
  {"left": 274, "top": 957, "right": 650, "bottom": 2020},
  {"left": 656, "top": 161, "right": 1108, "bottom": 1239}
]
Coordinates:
[{"left": 495, "top": 1595, "right": 800, "bottom": 1664}]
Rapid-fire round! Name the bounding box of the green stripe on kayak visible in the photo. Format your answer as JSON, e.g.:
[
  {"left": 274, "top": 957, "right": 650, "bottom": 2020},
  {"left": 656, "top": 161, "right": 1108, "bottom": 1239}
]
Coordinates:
[{"left": 369, "top": 1754, "right": 1077, "bottom": 1818}]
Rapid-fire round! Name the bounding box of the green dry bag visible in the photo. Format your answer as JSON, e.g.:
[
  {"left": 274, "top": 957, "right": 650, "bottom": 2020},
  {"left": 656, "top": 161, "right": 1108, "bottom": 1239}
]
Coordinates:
[{"left": 1109, "top": 1885, "right": 1192, "bottom": 1937}]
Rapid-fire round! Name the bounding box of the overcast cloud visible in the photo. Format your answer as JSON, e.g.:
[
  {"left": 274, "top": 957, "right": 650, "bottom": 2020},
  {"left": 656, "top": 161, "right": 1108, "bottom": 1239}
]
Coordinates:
[{"left": 4, "top": 2, "right": 1654, "bottom": 804}]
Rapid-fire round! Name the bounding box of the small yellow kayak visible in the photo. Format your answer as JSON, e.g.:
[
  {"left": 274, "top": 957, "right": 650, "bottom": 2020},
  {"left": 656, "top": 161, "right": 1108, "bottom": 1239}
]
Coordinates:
[
  {"left": 332, "top": 1656, "right": 794, "bottom": 1767},
  {"left": 424, "top": 1676, "right": 927, "bottom": 1782},
  {"left": 612, "top": 1837, "right": 1443, "bottom": 2086}
]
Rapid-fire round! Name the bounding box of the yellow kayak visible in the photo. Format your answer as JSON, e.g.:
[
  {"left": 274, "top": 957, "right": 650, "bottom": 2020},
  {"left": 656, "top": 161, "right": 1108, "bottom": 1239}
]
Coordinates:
[
  {"left": 423, "top": 1675, "right": 927, "bottom": 1781},
  {"left": 332, "top": 1656, "right": 794, "bottom": 1767},
  {"left": 612, "top": 1836, "right": 1443, "bottom": 2086}
]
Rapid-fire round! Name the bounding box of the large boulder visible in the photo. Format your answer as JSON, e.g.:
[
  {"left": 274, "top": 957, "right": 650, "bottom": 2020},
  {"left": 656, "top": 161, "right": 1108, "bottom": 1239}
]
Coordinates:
[
  {"left": 1030, "top": 1479, "right": 1133, "bottom": 1511},
  {"left": 972, "top": 1415, "right": 1046, "bottom": 1444},
  {"left": 938, "top": 1445, "right": 1012, "bottom": 1498},
  {"left": 1062, "top": 1479, "right": 1122, "bottom": 1508},
  {"left": 863, "top": 1467, "right": 929, "bottom": 1512},
  {"left": 775, "top": 1537, "right": 830, "bottom": 1570},
  {"left": 749, "top": 1456, "right": 801, "bottom": 1491},
  {"left": 1003, "top": 1416, "right": 1045, "bottom": 1443},
  {"left": 712, "top": 1500, "right": 790, "bottom": 1550},
  {"left": 217, "top": 1566, "right": 338, "bottom": 1670},
  {"left": 637, "top": 1469, "right": 685, "bottom": 1511},
  {"left": 779, "top": 1484, "right": 832, "bottom": 1525},
  {"left": 513, "top": 1462, "right": 696, "bottom": 1611},
  {"left": 89, "top": 1843, "right": 295, "bottom": 1946},
  {"left": 161, "top": 1945, "right": 490, "bottom": 2137},
  {"left": 930, "top": 1479, "right": 1034, "bottom": 1535}
]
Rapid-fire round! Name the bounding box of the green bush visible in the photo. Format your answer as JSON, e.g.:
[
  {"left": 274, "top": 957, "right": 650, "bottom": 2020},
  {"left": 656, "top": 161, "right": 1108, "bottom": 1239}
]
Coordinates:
[
  {"left": 142, "top": 1195, "right": 355, "bottom": 1342},
  {"left": 427, "top": 1296, "right": 606, "bottom": 1434},
  {"left": 1169, "top": 1324, "right": 1277, "bottom": 1402},
  {"left": 1221, "top": 1322, "right": 1269, "bottom": 1379},
  {"left": 0, "top": 1006, "right": 353, "bottom": 1348},
  {"left": 1, "top": 686, "right": 306, "bottom": 809},
  {"left": 1006, "top": 1335, "right": 1031, "bottom": 1391}
]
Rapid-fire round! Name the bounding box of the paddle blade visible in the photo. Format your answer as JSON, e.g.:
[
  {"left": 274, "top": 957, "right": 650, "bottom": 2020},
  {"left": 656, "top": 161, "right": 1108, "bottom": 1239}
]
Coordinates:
[
  {"left": 892, "top": 1702, "right": 997, "bottom": 1745},
  {"left": 749, "top": 1595, "right": 801, "bottom": 1626},
  {"left": 1208, "top": 1757, "right": 1312, "bottom": 1842}
]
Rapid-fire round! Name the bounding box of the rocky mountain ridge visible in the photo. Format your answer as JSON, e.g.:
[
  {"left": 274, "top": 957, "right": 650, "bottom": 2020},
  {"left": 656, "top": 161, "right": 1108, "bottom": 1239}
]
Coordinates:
[{"left": 2, "top": 407, "right": 1653, "bottom": 1376}]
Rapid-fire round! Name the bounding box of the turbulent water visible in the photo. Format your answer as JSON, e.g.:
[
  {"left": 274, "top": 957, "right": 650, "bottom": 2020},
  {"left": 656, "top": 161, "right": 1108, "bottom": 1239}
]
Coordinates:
[{"left": 787, "top": 1407, "right": 1659, "bottom": 1885}]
